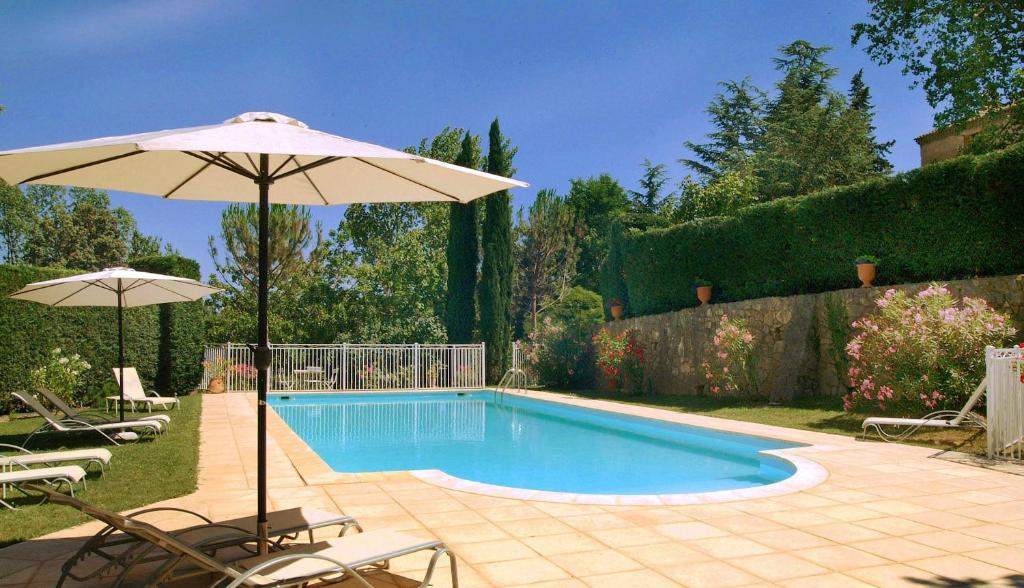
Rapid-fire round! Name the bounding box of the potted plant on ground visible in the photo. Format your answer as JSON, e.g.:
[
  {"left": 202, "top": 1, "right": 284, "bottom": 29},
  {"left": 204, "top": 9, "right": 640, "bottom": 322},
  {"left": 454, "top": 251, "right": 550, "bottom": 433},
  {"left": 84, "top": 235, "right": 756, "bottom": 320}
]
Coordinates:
[
  {"left": 203, "top": 358, "right": 232, "bottom": 394},
  {"left": 854, "top": 255, "right": 879, "bottom": 288},
  {"left": 694, "top": 278, "right": 713, "bottom": 305},
  {"left": 608, "top": 298, "right": 625, "bottom": 320}
]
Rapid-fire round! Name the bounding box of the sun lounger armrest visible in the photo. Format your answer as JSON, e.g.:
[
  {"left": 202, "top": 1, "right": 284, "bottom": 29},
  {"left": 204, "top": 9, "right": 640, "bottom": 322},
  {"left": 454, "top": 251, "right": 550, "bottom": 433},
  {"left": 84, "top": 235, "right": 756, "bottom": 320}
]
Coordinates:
[
  {"left": 225, "top": 553, "right": 374, "bottom": 588},
  {"left": 128, "top": 506, "right": 215, "bottom": 525},
  {"left": 0, "top": 444, "right": 33, "bottom": 455}
]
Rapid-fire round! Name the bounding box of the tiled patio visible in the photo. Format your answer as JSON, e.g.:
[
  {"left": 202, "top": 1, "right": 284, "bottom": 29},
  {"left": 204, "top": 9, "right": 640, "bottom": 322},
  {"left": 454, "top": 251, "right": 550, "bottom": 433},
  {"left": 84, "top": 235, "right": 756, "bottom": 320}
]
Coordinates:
[{"left": 3, "top": 392, "right": 1024, "bottom": 587}]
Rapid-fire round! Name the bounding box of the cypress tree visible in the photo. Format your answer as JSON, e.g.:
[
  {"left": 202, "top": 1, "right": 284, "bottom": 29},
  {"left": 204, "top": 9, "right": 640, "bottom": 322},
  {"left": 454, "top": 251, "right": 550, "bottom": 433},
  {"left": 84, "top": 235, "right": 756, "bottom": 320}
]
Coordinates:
[
  {"left": 445, "top": 132, "right": 480, "bottom": 343},
  {"left": 479, "top": 118, "right": 515, "bottom": 383}
]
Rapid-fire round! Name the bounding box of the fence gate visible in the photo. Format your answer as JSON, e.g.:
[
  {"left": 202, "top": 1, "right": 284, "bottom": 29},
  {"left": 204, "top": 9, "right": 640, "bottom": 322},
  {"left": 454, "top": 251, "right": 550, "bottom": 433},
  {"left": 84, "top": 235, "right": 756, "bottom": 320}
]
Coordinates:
[{"left": 985, "top": 347, "right": 1024, "bottom": 460}]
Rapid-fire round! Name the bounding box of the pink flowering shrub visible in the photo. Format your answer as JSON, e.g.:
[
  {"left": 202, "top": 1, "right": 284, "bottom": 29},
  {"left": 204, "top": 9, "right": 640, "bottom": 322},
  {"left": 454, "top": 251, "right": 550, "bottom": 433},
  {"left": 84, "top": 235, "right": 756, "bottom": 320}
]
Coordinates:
[
  {"left": 843, "top": 284, "right": 1015, "bottom": 413},
  {"left": 702, "top": 315, "right": 759, "bottom": 395},
  {"left": 523, "top": 317, "right": 589, "bottom": 388}
]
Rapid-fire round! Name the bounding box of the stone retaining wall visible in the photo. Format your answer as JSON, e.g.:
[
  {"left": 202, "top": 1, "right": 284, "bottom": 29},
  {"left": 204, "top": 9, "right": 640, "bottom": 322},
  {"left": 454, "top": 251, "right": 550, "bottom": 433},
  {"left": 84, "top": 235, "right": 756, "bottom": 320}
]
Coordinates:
[{"left": 598, "top": 275, "right": 1024, "bottom": 400}]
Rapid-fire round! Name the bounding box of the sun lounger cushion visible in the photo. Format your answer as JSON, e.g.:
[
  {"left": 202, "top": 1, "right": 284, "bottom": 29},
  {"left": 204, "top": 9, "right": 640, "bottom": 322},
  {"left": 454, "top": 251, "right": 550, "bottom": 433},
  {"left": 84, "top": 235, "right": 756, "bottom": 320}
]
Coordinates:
[
  {"left": 0, "top": 448, "right": 112, "bottom": 468},
  {"left": 0, "top": 465, "right": 87, "bottom": 485}
]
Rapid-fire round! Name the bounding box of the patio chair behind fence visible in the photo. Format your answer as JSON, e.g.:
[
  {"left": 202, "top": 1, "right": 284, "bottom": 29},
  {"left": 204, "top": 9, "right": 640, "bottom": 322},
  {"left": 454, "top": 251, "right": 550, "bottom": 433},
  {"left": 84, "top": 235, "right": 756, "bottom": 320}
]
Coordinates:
[
  {"left": 202, "top": 343, "right": 486, "bottom": 392},
  {"left": 985, "top": 347, "right": 1024, "bottom": 460}
]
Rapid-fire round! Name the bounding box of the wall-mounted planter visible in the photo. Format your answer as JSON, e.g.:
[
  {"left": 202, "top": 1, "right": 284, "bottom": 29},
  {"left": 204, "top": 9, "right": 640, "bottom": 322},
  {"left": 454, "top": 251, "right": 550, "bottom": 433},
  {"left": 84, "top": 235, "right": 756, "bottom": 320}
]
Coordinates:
[
  {"left": 857, "top": 263, "right": 876, "bottom": 288},
  {"left": 696, "top": 286, "right": 713, "bottom": 305},
  {"left": 610, "top": 304, "right": 624, "bottom": 320}
]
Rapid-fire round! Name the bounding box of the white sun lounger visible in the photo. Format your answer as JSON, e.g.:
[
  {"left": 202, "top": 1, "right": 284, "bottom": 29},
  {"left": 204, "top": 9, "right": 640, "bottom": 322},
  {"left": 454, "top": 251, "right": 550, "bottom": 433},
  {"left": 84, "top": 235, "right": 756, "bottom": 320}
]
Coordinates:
[
  {"left": 862, "top": 378, "right": 987, "bottom": 441},
  {"left": 13, "top": 391, "right": 162, "bottom": 447},
  {"left": 38, "top": 486, "right": 458, "bottom": 588},
  {"left": 36, "top": 386, "right": 170, "bottom": 428},
  {"left": 0, "top": 444, "right": 111, "bottom": 475},
  {"left": 1, "top": 465, "right": 87, "bottom": 509},
  {"left": 108, "top": 367, "right": 180, "bottom": 412}
]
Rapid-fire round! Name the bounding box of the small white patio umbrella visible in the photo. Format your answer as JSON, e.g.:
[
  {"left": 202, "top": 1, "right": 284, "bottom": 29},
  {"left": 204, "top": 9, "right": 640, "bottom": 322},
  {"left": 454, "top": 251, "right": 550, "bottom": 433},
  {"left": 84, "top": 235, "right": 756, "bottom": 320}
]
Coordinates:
[
  {"left": 9, "top": 267, "right": 222, "bottom": 421},
  {"left": 0, "top": 112, "right": 527, "bottom": 551}
]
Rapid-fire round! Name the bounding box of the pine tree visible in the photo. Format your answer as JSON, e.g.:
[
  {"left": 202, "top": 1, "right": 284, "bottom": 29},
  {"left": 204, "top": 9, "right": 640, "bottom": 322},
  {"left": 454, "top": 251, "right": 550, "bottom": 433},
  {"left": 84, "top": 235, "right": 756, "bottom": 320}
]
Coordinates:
[
  {"left": 682, "top": 78, "right": 767, "bottom": 180},
  {"left": 478, "top": 119, "right": 516, "bottom": 383},
  {"left": 848, "top": 69, "right": 894, "bottom": 174},
  {"left": 445, "top": 132, "right": 481, "bottom": 343}
]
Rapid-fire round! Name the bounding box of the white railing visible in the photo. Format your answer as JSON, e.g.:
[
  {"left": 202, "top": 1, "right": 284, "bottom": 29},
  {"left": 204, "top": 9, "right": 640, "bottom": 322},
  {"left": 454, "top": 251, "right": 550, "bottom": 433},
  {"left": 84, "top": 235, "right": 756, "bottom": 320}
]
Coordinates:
[
  {"left": 511, "top": 341, "right": 537, "bottom": 388},
  {"left": 985, "top": 347, "right": 1024, "bottom": 460},
  {"left": 202, "top": 343, "right": 486, "bottom": 392}
]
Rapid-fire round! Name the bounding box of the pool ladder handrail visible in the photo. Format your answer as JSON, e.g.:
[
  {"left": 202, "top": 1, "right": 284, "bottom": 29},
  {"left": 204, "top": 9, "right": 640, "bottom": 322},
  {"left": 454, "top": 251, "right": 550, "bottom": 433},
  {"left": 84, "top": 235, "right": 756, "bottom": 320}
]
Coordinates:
[{"left": 495, "top": 367, "right": 529, "bottom": 402}]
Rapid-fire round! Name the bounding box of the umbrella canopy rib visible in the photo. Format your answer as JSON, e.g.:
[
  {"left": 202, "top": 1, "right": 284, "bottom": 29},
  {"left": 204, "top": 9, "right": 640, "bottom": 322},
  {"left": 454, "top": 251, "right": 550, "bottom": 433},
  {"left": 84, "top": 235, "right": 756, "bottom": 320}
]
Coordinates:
[
  {"left": 164, "top": 155, "right": 221, "bottom": 199},
  {"left": 18, "top": 149, "right": 146, "bottom": 184},
  {"left": 352, "top": 157, "right": 461, "bottom": 202}
]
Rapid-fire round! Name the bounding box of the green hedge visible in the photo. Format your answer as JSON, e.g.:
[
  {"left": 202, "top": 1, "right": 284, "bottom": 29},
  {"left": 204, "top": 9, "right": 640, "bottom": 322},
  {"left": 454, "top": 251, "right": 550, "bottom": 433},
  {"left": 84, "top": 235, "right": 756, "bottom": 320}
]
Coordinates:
[
  {"left": 612, "top": 143, "right": 1024, "bottom": 316},
  {"left": 130, "top": 255, "right": 207, "bottom": 395},
  {"left": 0, "top": 256, "right": 207, "bottom": 414}
]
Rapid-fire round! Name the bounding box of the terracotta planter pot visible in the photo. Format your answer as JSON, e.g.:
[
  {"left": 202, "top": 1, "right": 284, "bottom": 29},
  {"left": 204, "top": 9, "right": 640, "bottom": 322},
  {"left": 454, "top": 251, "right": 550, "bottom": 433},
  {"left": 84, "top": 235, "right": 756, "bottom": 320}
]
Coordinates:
[
  {"left": 857, "top": 263, "right": 876, "bottom": 288},
  {"left": 610, "top": 304, "right": 624, "bottom": 320},
  {"left": 696, "top": 286, "right": 712, "bottom": 305},
  {"left": 207, "top": 377, "right": 225, "bottom": 394}
]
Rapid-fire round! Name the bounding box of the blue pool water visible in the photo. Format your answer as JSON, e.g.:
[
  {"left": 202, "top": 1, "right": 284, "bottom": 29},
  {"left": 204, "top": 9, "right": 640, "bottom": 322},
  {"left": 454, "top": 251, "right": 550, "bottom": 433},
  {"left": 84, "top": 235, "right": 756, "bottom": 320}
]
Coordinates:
[{"left": 268, "top": 391, "right": 800, "bottom": 495}]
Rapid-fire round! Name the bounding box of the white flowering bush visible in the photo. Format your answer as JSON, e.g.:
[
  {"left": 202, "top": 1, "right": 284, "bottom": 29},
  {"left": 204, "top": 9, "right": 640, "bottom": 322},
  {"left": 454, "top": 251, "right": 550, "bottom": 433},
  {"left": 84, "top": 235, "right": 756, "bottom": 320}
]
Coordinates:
[
  {"left": 30, "top": 347, "right": 92, "bottom": 405},
  {"left": 844, "top": 284, "right": 1015, "bottom": 413}
]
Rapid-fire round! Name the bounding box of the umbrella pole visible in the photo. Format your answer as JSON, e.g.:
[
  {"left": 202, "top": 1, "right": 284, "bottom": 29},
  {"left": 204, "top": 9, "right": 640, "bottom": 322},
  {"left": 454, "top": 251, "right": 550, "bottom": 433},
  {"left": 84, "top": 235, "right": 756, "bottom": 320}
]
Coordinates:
[
  {"left": 255, "top": 154, "right": 271, "bottom": 554},
  {"left": 118, "top": 280, "right": 125, "bottom": 422}
]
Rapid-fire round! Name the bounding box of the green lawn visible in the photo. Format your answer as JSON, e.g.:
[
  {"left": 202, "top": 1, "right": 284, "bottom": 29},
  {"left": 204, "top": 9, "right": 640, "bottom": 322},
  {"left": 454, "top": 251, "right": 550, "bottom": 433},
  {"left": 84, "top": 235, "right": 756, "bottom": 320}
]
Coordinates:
[
  {"left": 554, "top": 390, "right": 987, "bottom": 455},
  {"left": 0, "top": 394, "right": 201, "bottom": 547}
]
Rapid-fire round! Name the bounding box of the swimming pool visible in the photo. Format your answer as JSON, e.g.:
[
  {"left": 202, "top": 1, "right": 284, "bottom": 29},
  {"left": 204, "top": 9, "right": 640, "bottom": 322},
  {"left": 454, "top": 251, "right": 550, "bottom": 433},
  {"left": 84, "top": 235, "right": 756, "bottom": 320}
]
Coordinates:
[{"left": 269, "top": 391, "right": 802, "bottom": 495}]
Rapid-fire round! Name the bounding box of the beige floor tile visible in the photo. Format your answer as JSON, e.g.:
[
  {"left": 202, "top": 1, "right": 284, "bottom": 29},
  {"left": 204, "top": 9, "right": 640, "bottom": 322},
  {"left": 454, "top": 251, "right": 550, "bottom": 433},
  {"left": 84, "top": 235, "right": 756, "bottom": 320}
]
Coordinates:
[
  {"left": 845, "top": 563, "right": 951, "bottom": 587},
  {"left": 652, "top": 521, "right": 729, "bottom": 541},
  {"left": 710, "top": 514, "right": 786, "bottom": 534},
  {"left": 520, "top": 532, "right": 606, "bottom": 556},
  {"left": 497, "top": 517, "right": 575, "bottom": 538},
  {"left": 580, "top": 569, "right": 681, "bottom": 588},
  {"left": 729, "top": 552, "right": 829, "bottom": 581},
  {"left": 776, "top": 572, "right": 873, "bottom": 587},
  {"left": 904, "top": 529, "right": 1000, "bottom": 552},
  {"left": 854, "top": 517, "right": 938, "bottom": 536},
  {"left": 548, "top": 548, "right": 643, "bottom": 576},
  {"left": 745, "top": 529, "right": 834, "bottom": 551},
  {"left": 476, "top": 505, "right": 548, "bottom": 522},
  {"left": 849, "top": 537, "right": 946, "bottom": 560},
  {"left": 908, "top": 554, "right": 1016, "bottom": 582},
  {"left": 792, "top": 545, "right": 890, "bottom": 571},
  {"left": 660, "top": 560, "right": 763, "bottom": 588},
  {"left": 621, "top": 542, "right": 712, "bottom": 568},
  {"left": 963, "top": 545, "right": 1024, "bottom": 573},
  {"left": 960, "top": 523, "right": 1024, "bottom": 545},
  {"left": 415, "top": 509, "right": 487, "bottom": 528},
  {"left": 433, "top": 523, "right": 510, "bottom": 544},
  {"left": 559, "top": 513, "right": 634, "bottom": 532},
  {"left": 508, "top": 580, "right": 589, "bottom": 588},
  {"left": 685, "top": 535, "right": 774, "bottom": 559},
  {"left": 475, "top": 557, "right": 571, "bottom": 586},
  {"left": 587, "top": 526, "right": 669, "bottom": 547},
  {"left": 451, "top": 539, "right": 538, "bottom": 564},
  {"left": 802, "top": 522, "right": 887, "bottom": 543}
]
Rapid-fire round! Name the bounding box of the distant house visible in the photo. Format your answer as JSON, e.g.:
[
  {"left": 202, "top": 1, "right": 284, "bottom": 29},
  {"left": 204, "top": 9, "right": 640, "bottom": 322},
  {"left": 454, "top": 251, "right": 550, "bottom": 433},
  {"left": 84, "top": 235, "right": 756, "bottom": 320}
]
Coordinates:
[{"left": 915, "top": 107, "right": 1016, "bottom": 166}]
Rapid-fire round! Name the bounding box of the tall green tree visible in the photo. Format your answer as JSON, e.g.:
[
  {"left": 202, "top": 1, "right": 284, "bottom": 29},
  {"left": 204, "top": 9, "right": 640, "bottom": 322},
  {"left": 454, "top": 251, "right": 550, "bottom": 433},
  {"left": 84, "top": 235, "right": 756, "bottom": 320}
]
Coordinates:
[
  {"left": 20, "top": 186, "right": 159, "bottom": 270},
  {"left": 681, "top": 78, "right": 767, "bottom": 180},
  {"left": 853, "top": 0, "right": 1024, "bottom": 130},
  {"left": 513, "top": 189, "right": 580, "bottom": 335},
  {"left": 445, "top": 131, "right": 482, "bottom": 343},
  {"left": 479, "top": 118, "right": 516, "bottom": 382},
  {"left": 849, "top": 69, "right": 895, "bottom": 174},
  {"left": 566, "top": 174, "right": 629, "bottom": 291},
  {"left": 628, "top": 159, "right": 676, "bottom": 215}
]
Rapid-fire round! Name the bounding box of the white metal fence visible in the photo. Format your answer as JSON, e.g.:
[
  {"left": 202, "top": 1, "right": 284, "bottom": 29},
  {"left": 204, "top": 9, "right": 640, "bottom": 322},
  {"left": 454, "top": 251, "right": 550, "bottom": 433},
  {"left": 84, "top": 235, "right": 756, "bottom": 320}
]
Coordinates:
[
  {"left": 985, "top": 347, "right": 1024, "bottom": 460},
  {"left": 202, "top": 343, "right": 486, "bottom": 392}
]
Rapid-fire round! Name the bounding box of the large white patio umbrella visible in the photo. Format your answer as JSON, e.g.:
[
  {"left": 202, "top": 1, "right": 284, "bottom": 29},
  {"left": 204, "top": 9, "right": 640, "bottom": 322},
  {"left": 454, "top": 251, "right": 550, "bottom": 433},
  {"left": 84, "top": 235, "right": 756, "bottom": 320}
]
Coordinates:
[
  {"left": 0, "top": 111, "right": 527, "bottom": 550},
  {"left": 9, "top": 267, "right": 222, "bottom": 421}
]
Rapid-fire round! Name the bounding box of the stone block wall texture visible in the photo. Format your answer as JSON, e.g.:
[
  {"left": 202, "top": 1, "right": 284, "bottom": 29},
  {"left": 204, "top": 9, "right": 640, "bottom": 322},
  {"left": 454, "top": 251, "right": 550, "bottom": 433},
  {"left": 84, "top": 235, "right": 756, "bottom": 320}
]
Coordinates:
[{"left": 597, "top": 275, "right": 1024, "bottom": 401}]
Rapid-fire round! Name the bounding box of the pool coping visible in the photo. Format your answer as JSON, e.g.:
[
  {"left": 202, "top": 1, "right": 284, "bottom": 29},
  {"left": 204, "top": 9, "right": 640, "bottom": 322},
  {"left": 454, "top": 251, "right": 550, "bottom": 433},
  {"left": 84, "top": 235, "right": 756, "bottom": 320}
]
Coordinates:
[{"left": 259, "top": 388, "right": 835, "bottom": 505}]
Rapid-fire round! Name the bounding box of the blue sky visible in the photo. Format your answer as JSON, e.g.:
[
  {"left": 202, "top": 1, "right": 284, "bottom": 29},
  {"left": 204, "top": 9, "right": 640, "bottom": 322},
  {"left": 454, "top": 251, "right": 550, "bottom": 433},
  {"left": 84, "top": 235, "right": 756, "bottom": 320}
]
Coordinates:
[{"left": 0, "top": 1, "right": 935, "bottom": 277}]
